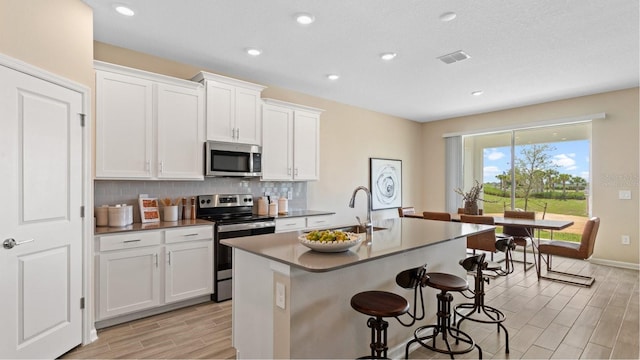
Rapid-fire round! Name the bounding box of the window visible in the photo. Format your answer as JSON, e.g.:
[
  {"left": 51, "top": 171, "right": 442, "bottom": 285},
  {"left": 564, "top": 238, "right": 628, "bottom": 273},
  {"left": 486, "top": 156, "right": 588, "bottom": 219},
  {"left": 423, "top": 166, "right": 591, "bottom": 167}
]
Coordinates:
[{"left": 461, "top": 122, "right": 591, "bottom": 241}]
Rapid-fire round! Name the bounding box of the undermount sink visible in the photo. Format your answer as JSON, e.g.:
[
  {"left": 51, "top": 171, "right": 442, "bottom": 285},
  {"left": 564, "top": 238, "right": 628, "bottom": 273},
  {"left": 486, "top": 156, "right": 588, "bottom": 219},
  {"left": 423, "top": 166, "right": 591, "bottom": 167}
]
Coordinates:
[{"left": 330, "top": 225, "right": 387, "bottom": 233}]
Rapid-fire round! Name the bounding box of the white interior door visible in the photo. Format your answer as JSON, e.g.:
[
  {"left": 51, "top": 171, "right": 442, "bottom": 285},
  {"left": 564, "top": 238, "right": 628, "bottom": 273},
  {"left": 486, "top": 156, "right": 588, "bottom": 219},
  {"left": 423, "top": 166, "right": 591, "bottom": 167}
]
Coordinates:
[{"left": 0, "top": 65, "right": 83, "bottom": 358}]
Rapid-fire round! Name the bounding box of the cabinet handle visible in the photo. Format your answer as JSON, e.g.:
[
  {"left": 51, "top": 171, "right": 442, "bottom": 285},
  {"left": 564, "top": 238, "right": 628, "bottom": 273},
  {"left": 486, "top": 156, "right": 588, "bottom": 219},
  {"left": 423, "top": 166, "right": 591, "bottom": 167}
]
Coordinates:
[
  {"left": 168, "top": 251, "right": 172, "bottom": 265},
  {"left": 123, "top": 239, "right": 141, "bottom": 243},
  {"left": 295, "top": 168, "right": 299, "bottom": 176},
  {"left": 159, "top": 161, "right": 164, "bottom": 173},
  {"left": 236, "top": 128, "right": 240, "bottom": 139},
  {"left": 155, "top": 253, "right": 158, "bottom": 267},
  {"left": 184, "top": 233, "right": 198, "bottom": 237},
  {"left": 232, "top": 128, "right": 236, "bottom": 139}
]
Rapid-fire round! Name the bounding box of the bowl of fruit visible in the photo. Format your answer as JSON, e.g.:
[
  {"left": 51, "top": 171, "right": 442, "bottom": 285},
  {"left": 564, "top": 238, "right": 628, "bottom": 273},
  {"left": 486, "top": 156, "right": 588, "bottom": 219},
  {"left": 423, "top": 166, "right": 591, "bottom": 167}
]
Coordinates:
[{"left": 298, "top": 229, "right": 362, "bottom": 252}]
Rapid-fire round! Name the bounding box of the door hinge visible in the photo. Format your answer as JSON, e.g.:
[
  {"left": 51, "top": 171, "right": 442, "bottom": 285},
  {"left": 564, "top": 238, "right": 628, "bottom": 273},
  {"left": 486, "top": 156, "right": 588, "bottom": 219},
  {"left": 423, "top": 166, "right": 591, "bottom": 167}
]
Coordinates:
[
  {"left": 80, "top": 297, "right": 85, "bottom": 309},
  {"left": 79, "top": 113, "right": 86, "bottom": 127},
  {"left": 80, "top": 206, "right": 85, "bottom": 218}
]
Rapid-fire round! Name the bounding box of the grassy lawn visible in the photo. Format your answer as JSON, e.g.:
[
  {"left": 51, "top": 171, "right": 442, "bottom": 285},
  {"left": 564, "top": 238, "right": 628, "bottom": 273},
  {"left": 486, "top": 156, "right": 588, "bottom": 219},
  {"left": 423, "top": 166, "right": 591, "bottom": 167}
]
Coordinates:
[{"left": 482, "top": 193, "right": 587, "bottom": 242}]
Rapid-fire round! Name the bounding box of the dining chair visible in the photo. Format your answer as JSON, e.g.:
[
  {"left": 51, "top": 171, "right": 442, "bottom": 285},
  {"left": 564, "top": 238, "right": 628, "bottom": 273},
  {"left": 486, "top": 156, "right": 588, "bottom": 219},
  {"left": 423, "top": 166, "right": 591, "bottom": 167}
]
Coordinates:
[
  {"left": 502, "top": 210, "right": 536, "bottom": 271},
  {"left": 459, "top": 215, "right": 498, "bottom": 254},
  {"left": 422, "top": 211, "right": 451, "bottom": 221},
  {"left": 398, "top": 207, "right": 416, "bottom": 217},
  {"left": 537, "top": 217, "right": 600, "bottom": 287}
]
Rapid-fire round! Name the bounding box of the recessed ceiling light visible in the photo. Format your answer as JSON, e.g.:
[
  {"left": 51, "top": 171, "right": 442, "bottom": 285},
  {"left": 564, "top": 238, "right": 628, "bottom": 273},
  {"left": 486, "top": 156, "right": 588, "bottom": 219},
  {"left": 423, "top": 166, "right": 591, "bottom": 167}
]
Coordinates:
[
  {"left": 439, "top": 12, "right": 457, "bottom": 22},
  {"left": 471, "top": 90, "right": 484, "bottom": 96},
  {"left": 380, "top": 52, "right": 397, "bottom": 61},
  {"left": 326, "top": 74, "right": 340, "bottom": 81},
  {"left": 295, "top": 13, "right": 315, "bottom": 25},
  {"left": 246, "top": 48, "right": 262, "bottom": 56},
  {"left": 114, "top": 5, "right": 135, "bottom": 16}
]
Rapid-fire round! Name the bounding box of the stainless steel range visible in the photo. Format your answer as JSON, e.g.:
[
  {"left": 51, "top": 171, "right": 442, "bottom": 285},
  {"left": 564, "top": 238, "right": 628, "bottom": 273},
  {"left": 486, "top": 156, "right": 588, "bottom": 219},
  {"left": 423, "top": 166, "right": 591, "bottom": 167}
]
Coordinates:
[{"left": 196, "top": 194, "right": 275, "bottom": 302}]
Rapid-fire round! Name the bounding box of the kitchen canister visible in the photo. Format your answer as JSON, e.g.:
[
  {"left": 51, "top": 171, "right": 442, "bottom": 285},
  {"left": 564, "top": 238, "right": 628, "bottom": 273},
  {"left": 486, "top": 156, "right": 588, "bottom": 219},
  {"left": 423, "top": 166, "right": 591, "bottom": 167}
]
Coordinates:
[
  {"left": 268, "top": 202, "right": 278, "bottom": 216},
  {"left": 257, "top": 197, "right": 268, "bottom": 215},
  {"left": 95, "top": 205, "right": 109, "bottom": 227},
  {"left": 108, "top": 205, "right": 128, "bottom": 227},
  {"left": 163, "top": 205, "right": 179, "bottom": 222},
  {"left": 278, "top": 197, "right": 288, "bottom": 214}
]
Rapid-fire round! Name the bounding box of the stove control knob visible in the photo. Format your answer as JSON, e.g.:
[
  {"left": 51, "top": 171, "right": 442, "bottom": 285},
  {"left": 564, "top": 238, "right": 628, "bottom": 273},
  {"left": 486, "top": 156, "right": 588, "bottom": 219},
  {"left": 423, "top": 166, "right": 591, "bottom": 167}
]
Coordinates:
[{"left": 200, "top": 199, "right": 205, "bottom": 204}]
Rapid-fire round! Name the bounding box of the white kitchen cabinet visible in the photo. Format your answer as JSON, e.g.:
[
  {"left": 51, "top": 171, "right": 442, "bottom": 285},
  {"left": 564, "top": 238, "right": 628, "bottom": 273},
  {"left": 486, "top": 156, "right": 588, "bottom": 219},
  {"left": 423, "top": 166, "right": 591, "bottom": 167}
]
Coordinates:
[
  {"left": 164, "top": 227, "right": 214, "bottom": 303},
  {"left": 95, "top": 61, "right": 204, "bottom": 180},
  {"left": 165, "top": 240, "right": 213, "bottom": 303},
  {"left": 97, "top": 243, "right": 161, "bottom": 320},
  {"left": 95, "top": 225, "right": 213, "bottom": 321},
  {"left": 262, "top": 98, "right": 323, "bottom": 181},
  {"left": 192, "top": 72, "right": 266, "bottom": 145},
  {"left": 275, "top": 214, "right": 334, "bottom": 233}
]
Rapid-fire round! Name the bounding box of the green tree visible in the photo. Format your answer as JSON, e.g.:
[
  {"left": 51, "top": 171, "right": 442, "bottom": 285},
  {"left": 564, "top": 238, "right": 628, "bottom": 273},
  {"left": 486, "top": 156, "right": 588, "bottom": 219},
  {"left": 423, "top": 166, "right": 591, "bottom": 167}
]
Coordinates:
[
  {"left": 558, "top": 173, "right": 572, "bottom": 199},
  {"left": 572, "top": 176, "right": 587, "bottom": 192},
  {"left": 545, "top": 169, "right": 559, "bottom": 191},
  {"left": 515, "top": 144, "right": 557, "bottom": 210},
  {"left": 496, "top": 172, "right": 510, "bottom": 196}
]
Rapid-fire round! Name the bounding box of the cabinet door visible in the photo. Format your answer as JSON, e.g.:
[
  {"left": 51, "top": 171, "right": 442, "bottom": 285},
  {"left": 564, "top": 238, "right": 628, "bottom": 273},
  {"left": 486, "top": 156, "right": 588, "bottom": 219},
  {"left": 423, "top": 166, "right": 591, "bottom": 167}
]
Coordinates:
[
  {"left": 96, "top": 71, "right": 153, "bottom": 178},
  {"left": 262, "top": 104, "right": 294, "bottom": 180},
  {"left": 293, "top": 110, "right": 320, "bottom": 180},
  {"left": 234, "top": 87, "right": 262, "bottom": 145},
  {"left": 165, "top": 241, "right": 213, "bottom": 303},
  {"left": 205, "top": 81, "right": 235, "bottom": 142},
  {"left": 97, "top": 247, "right": 161, "bottom": 320},
  {"left": 156, "top": 83, "right": 204, "bottom": 180}
]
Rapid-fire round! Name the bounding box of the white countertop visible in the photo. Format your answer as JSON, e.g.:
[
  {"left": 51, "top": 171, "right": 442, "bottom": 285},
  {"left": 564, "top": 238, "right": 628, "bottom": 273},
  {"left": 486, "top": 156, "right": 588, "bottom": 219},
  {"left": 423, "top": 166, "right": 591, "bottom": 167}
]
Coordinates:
[{"left": 221, "top": 217, "right": 494, "bottom": 272}]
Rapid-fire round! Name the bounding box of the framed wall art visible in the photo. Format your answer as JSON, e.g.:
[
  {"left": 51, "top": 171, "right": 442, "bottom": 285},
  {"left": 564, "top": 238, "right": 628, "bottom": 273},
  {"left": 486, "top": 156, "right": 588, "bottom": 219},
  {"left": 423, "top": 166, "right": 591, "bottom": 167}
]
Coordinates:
[{"left": 369, "top": 158, "right": 402, "bottom": 210}]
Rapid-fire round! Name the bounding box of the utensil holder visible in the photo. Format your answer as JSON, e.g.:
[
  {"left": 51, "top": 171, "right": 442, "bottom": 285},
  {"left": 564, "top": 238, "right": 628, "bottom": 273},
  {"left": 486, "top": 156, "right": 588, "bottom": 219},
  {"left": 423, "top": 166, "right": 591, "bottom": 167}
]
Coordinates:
[{"left": 163, "top": 205, "right": 179, "bottom": 222}]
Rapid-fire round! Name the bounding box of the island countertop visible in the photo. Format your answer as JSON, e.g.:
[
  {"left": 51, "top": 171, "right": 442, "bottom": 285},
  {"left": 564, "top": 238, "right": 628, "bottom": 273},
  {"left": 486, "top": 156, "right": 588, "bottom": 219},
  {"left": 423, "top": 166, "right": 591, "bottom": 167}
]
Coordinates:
[{"left": 221, "top": 217, "right": 493, "bottom": 272}]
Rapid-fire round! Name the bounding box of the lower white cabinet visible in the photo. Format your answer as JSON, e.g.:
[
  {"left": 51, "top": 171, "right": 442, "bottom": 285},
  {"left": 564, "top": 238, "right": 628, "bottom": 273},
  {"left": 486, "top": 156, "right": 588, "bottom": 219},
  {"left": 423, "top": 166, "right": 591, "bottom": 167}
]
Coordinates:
[
  {"left": 98, "top": 246, "right": 161, "bottom": 320},
  {"left": 165, "top": 240, "right": 213, "bottom": 303},
  {"left": 96, "top": 225, "right": 213, "bottom": 321},
  {"left": 275, "top": 215, "right": 334, "bottom": 233}
]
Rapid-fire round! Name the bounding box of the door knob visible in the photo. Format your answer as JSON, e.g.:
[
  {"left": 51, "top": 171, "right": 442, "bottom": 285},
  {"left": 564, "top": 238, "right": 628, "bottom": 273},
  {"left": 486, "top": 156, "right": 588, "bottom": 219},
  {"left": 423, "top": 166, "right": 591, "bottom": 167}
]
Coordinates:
[{"left": 3, "top": 238, "right": 34, "bottom": 249}]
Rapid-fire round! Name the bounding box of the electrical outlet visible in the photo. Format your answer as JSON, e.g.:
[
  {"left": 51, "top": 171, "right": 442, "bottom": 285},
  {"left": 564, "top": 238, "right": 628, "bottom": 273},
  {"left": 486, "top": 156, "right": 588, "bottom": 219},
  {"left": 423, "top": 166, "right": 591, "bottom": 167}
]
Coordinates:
[
  {"left": 276, "top": 282, "right": 286, "bottom": 309},
  {"left": 619, "top": 190, "right": 632, "bottom": 200},
  {"left": 621, "top": 235, "right": 630, "bottom": 245}
]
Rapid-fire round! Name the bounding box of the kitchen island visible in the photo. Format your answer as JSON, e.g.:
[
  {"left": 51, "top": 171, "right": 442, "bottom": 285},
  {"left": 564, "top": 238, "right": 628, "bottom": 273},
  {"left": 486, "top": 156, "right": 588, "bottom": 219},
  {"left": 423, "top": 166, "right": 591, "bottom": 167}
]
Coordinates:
[{"left": 221, "top": 217, "right": 493, "bottom": 359}]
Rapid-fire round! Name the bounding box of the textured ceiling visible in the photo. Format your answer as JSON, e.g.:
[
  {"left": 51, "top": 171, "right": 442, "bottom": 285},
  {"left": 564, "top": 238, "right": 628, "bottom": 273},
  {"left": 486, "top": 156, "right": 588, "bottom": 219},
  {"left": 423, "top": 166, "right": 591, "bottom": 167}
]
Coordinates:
[{"left": 83, "top": 0, "right": 639, "bottom": 122}]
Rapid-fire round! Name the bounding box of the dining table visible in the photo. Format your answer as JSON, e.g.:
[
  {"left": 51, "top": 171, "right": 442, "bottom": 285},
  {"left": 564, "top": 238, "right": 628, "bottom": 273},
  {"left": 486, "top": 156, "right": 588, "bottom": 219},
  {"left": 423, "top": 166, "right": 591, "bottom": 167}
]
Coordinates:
[{"left": 403, "top": 212, "right": 575, "bottom": 277}]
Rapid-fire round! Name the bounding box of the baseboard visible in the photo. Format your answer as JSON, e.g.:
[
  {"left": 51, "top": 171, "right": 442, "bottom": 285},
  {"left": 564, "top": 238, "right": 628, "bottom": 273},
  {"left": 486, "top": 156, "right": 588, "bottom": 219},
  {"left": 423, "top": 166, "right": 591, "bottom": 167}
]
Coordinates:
[
  {"left": 589, "top": 257, "right": 640, "bottom": 270},
  {"left": 94, "top": 295, "right": 212, "bottom": 329}
]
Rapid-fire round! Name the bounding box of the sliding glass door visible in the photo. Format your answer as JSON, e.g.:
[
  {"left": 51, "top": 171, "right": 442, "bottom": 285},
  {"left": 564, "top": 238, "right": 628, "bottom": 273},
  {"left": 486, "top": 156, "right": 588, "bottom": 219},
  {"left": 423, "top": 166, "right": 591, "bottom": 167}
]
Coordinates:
[{"left": 461, "top": 122, "right": 591, "bottom": 241}]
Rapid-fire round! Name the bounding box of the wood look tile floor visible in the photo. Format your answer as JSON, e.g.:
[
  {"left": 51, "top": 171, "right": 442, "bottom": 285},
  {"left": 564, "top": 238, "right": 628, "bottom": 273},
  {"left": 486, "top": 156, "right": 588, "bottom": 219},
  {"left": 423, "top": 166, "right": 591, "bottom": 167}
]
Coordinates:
[{"left": 62, "top": 253, "right": 639, "bottom": 359}]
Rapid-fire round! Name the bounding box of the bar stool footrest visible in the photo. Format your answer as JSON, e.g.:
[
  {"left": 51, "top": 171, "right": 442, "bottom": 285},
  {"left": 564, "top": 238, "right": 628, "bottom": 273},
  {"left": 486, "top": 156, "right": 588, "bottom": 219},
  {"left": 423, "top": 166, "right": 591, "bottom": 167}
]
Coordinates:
[{"left": 409, "top": 325, "right": 481, "bottom": 358}]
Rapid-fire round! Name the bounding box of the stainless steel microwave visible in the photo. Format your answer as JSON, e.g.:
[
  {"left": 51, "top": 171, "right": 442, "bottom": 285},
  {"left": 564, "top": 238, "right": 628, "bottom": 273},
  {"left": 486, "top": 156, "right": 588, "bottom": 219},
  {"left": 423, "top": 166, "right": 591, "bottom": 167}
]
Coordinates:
[{"left": 204, "top": 141, "right": 262, "bottom": 177}]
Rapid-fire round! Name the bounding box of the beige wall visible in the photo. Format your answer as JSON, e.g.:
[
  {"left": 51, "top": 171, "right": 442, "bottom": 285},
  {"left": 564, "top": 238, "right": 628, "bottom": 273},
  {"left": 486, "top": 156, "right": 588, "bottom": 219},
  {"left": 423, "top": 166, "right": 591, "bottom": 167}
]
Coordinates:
[
  {"left": 421, "top": 88, "right": 640, "bottom": 265},
  {"left": 0, "top": 0, "right": 93, "bottom": 88},
  {"left": 93, "top": 42, "right": 424, "bottom": 225}
]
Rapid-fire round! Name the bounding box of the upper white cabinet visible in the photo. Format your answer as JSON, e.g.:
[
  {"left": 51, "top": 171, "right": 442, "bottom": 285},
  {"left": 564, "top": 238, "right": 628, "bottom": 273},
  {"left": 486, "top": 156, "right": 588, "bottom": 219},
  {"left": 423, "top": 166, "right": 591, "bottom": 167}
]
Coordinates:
[
  {"left": 262, "top": 98, "right": 323, "bottom": 181},
  {"left": 192, "top": 72, "right": 266, "bottom": 145},
  {"left": 95, "top": 61, "right": 205, "bottom": 180}
]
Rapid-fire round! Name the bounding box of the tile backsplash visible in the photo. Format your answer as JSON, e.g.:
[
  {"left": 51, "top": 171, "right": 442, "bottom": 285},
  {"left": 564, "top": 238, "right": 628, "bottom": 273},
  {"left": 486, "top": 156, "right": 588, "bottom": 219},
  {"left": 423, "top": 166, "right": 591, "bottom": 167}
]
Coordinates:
[{"left": 94, "top": 178, "right": 306, "bottom": 223}]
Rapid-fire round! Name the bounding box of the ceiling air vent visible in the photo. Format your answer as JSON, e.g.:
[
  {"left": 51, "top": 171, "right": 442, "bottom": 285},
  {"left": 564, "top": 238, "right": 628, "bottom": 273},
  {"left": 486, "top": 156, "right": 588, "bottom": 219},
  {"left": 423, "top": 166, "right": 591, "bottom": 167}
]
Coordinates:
[{"left": 437, "top": 50, "right": 471, "bottom": 64}]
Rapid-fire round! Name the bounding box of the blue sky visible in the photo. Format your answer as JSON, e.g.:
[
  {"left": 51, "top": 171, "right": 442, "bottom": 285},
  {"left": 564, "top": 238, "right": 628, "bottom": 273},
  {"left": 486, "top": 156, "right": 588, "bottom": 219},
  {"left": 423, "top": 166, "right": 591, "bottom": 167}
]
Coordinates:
[{"left": 483, "top": 140, "right": 590, "bottom": 183}]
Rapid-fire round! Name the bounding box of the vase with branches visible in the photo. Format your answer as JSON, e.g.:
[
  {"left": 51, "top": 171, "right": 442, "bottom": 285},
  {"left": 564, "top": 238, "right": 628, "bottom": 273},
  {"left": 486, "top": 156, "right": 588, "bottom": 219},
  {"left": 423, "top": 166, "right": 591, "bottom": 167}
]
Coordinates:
[{"left": 454, "top": 179, "right": 488, "bottom": 215}]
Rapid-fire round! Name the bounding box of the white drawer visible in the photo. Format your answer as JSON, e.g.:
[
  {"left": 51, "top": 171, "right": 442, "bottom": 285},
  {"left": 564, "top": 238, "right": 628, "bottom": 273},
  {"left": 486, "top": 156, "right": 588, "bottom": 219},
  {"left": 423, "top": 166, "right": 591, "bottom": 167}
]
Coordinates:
[
  {"left": 306, "top": 215, "right": 334, "bottom": 229},
  {"left": 165, "top": 226, "right": 213, "bottom": 244},
  {"left": 98, "top": 231, "right": 161, "bottom": 251},
  {"left": 275, "top": 217, "right": 307, "bottom": 233}
]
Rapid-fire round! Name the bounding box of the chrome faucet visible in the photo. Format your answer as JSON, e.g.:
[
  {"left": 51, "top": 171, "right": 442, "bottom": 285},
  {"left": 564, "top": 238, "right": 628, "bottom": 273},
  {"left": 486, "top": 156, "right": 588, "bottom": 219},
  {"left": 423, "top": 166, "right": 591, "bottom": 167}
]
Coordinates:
[{"left": 349, "top": 186, "right": 373, "bottom": 231}]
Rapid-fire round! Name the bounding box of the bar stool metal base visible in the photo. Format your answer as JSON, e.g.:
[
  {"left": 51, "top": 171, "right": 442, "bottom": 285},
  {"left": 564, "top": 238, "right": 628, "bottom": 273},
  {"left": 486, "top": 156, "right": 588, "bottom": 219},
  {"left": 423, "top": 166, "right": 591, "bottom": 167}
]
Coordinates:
[{"left": 406, "top": 291, "right": 482, "bottom": 359}]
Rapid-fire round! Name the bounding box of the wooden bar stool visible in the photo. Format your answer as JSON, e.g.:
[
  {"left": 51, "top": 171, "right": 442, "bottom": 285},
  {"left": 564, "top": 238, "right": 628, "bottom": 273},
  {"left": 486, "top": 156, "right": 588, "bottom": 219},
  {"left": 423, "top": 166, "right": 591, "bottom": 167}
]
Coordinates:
[
  {"left": 405, "top": 272, "right": 482, "bottom": 359},
  {"left": 351, "top": 265, "right": 428, "bottom": 359},
  {"left": 454, "top": 253, "right": 509, "bottom": 354}
]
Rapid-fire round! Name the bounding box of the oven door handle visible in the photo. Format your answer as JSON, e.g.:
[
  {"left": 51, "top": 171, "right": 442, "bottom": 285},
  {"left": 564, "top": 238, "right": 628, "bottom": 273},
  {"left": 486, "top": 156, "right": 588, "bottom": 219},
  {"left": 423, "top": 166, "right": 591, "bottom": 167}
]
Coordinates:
[{"left": 217, "top": 221, "right": 276, "bottom": 233}]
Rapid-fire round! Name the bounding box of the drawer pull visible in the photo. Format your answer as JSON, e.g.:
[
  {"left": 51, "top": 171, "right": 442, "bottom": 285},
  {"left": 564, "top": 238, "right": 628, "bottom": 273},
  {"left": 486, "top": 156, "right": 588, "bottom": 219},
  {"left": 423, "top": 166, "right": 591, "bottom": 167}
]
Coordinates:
[
  {"left": 123, "top": 239, "right": 141, "bottom": 243},
  {"left": 184, "top": 233, "right": 199, "bottom": 237}
]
